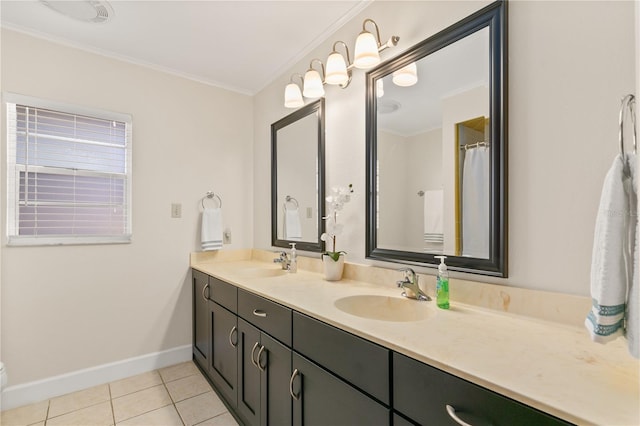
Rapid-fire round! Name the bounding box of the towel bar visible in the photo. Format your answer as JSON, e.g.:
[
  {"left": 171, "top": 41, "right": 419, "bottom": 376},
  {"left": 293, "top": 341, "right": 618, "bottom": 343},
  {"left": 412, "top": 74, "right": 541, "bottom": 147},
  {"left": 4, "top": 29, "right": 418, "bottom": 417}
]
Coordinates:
[{"left": 201, "top": 191, "right": 222, "bottom": 209}]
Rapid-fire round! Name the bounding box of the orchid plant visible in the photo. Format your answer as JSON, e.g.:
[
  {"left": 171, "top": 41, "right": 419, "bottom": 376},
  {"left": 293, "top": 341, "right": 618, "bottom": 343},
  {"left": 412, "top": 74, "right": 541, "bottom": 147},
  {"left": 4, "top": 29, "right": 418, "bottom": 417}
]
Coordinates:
[{"left": 320, "top": 184, "right": 354, "bottom": 261}]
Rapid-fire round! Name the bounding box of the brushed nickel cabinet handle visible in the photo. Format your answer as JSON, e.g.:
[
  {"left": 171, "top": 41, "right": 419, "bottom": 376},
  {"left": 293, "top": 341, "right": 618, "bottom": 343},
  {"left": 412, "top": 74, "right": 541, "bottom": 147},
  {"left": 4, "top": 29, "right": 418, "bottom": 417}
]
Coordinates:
[
  {"left": 250, "top": 342, "right": 260, "bottom": 368},
  {"left": 202, "top": 283, "right": 209, "bottom": 301},
  {"left": 289, "top": 368, "right": 301, "bottom": 400},
  {"left": 228, "top": 326, "right": 238, "bottom": 348},
  {"left": 252, "top": 309, "right": 267, "bottom": 318},
  {"left": 446, "top": 405, "right": 474, "bottom": 426},
  {"left": 256, "top": 345, "right": 267, "bottom": 372}
]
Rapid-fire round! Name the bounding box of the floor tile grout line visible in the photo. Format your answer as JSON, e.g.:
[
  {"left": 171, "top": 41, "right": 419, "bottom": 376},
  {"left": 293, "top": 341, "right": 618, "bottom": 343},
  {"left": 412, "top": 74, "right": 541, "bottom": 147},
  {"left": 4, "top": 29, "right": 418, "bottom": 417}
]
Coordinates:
[
  {"left": 108, "top": 380, "right": 116, "bottom": 426},
  {"left": 160, "top": 368, "right": 187, "bottom": 426}
]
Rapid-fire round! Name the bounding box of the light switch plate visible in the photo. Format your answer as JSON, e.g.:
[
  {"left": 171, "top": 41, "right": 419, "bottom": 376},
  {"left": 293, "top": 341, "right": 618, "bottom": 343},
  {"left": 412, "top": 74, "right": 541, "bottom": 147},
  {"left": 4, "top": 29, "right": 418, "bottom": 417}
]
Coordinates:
[{"left": 171, "top": 203, "right": 182, "bottom": 218}]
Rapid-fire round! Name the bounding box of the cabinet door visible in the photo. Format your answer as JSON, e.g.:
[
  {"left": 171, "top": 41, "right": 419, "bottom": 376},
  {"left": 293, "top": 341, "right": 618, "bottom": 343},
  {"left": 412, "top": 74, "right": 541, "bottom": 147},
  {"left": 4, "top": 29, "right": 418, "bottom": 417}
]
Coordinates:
[
  {"left": 210, "top": 301, "right": 238, "bottom": 408},
  {"left": 237, "top": 319, "right": 261, "bottom": 426},
  {"left": 291, "top": 353, "right": 390, "bottom": 426},
  {"left": 192, "top": 270, "right": 210, "bottom": 371},
  {"left": 260, "top": 333, "right": 292, "bottom": 426}
]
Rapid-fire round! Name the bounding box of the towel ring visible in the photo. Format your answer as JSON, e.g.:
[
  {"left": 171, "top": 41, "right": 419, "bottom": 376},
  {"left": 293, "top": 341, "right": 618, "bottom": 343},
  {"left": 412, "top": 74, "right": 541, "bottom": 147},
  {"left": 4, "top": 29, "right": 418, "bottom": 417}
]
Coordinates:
[
  {"left": 284, "top": 195, "right": 299, "bottom": 211},
  {"left": 619, "top": 94, "right": 637, "bottom": 158},
  {"left": 201, "top": 191, "right": 222, "bottom": 209}
]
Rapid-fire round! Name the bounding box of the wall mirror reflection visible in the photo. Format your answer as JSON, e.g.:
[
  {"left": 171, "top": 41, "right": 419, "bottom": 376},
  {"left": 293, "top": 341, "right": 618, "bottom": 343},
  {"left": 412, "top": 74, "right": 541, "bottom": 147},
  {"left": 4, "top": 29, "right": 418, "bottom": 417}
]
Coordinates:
[
  {"left": 366, "top": 1, "right": 507, "bottom": 276},
  {"left": 271, "top": 99, "right": 325, "bottom": 252}
]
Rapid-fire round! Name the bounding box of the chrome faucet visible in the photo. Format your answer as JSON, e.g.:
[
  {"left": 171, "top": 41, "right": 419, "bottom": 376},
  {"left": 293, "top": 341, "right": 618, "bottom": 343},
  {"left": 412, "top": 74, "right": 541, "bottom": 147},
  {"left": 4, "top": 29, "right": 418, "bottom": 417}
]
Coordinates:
[
  {"left": 273, "top": 251, "right": 291, "bottom": 270},
  {"left": 396, "top": 268, "right": 430, "bottom": 301}
]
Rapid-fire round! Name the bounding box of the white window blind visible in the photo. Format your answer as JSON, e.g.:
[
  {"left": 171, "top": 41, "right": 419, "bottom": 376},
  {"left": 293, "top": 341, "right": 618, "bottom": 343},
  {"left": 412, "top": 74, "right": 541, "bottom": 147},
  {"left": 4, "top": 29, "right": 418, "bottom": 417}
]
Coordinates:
[{"left": 6, "top": 94, "right": 132, "bottom": 245}]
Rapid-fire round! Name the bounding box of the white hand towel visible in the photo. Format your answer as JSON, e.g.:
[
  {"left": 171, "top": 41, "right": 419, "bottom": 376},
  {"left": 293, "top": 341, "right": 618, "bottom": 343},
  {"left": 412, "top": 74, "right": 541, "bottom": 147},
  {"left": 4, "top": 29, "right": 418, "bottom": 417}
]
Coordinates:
[
  {"left": 585, "top": 154, "right": 635, "bottom": 345},
  {"left": 424, "top": 190, "right": 443, "bottom": 243},
  {"left": 284, "top": 208, "right": 302, "bottom": 241},
  {"left": 626, "top": 153, "right": 638, "bottom": 358},
  {"left": 201, "top": 207, "right": 223, "bottom": 251}
]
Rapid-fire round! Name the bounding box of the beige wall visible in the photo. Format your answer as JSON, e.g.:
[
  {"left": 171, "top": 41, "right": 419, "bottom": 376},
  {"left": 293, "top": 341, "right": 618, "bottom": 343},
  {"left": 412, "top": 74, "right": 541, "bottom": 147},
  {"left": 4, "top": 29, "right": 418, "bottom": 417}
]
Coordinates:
[
  {"left": 0, "top": 29, "right": 254, "bottom": 385},
  {"left": 253, "top": 1, "right": 636, "bottom": 295}
]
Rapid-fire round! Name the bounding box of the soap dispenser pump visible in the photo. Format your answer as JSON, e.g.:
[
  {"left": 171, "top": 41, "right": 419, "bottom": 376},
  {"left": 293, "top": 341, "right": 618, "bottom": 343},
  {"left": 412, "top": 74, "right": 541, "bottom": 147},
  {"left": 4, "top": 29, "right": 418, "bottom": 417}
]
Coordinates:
[
  {"left": 434, "top": 256, "right": 449, "bottom": 309},
  {"left": 289, "top": 242, "right": 297, "bottom": 273}
]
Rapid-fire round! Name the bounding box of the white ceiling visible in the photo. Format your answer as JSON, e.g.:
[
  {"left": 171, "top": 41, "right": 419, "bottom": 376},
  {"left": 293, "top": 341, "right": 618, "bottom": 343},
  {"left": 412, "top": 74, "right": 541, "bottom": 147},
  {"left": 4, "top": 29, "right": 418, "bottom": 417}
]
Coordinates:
[{"left": 0, "top": 0, "right": 369, "bottom": 95}]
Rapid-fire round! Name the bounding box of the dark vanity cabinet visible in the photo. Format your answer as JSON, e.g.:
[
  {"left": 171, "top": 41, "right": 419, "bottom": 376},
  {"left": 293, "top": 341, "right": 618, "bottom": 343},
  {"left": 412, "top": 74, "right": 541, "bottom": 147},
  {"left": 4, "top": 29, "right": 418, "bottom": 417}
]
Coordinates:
[
  {"left": 393, "top": 352, "right": 573, "bottom": 426},
  {"left": 291, "top": 312, "right": 391, "bottom": 426},
  {"left": 192, "top": 269, "right": 572, "bottom": 426},
  {"left": 208, "top": 277, "right": 239, "bottom": 408},
  {"left": 236, "top": 290, "right": 293, "bottom": 426},
  {"left": 192, "top": 270, "right": 210, "bottom": 371}
]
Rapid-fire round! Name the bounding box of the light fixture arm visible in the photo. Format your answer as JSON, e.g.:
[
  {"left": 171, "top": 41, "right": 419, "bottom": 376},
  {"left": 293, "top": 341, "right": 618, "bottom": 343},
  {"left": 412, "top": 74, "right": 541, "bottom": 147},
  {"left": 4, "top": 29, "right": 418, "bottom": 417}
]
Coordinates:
[
  {"left": 308, "top": 58, "right": 325, "bottom": 81},
  {"left": 289, "top": 73, "right": 304, "bottom": 86},
  {"left": 332, "top": 41, "right": 352, "bottom": 66},
  {"left": 362, "top": 18, "right": 399, "bottom": 53},
  {"left": 331, "top": 41, "right": 353, "bottom": 89}
]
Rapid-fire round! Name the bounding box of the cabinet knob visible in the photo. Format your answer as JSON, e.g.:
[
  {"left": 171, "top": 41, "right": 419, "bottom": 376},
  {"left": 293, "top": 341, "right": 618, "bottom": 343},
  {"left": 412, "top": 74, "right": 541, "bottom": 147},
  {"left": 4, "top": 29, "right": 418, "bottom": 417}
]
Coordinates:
[
  {"left": 228, "top": 326, "right": 238, "bottom": 348},
  {"left": 252, "top": 309, "right": 268, "bottom": 318},
  {"left": 289, "top": 368, "right": 301, "bottom": 400},
  {"left": 445, "top": 405, "right": 474, "bottom": 426}
]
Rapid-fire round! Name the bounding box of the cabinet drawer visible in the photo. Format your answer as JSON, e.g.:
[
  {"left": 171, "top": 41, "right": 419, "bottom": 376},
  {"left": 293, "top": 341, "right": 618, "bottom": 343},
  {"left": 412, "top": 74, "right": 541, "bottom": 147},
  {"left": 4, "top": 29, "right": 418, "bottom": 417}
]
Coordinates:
[
  {"left": 238, "top": 289, "right": 292, "bottom": 346},
  {"left": 393, "top": 352, "right": 572, "bottom": 426},
  {"left": 293, "top": 312, "right": 390, "bottom": 405},
  {"left": 210, "top": 276, "right": 237, "bottom": 313}
]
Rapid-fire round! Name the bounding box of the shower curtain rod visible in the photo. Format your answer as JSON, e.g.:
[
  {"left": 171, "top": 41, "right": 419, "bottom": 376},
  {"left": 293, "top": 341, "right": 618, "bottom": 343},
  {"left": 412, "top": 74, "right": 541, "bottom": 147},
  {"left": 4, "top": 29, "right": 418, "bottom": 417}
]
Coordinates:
[{"left": 460, "top": 140, "right": 490, "bottom": 150}]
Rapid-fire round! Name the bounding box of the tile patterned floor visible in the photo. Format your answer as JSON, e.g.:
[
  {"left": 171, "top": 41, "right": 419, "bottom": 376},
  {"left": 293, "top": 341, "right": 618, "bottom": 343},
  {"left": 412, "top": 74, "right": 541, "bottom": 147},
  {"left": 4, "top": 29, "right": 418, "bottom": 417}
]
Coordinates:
[{"left": 0, "top": 361, "right": 239, "bottom": 426}]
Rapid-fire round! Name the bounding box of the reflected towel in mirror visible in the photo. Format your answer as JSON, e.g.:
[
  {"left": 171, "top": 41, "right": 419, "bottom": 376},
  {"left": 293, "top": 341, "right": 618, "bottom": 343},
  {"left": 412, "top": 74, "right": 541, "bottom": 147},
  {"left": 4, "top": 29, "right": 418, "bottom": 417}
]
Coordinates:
[
  {"left": 201, "top": 207, "right": 223, "bottom": 251},
  {"left": 424, "top": 190, "right": 443, "bottom": 244},
  {"left": 284, "top": 208, "right": 302, "bottom": 240}
]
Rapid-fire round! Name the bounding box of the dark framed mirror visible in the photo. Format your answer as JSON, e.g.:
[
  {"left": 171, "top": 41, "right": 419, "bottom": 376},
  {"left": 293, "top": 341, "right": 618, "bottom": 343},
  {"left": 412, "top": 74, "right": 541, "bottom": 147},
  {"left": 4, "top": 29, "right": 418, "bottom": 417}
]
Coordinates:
[
  {"left": 271, "top": 99, "right": 326, "bottom": 252},
  {"left": 366, "top": 1, "right": 507, "bottom": 276}
]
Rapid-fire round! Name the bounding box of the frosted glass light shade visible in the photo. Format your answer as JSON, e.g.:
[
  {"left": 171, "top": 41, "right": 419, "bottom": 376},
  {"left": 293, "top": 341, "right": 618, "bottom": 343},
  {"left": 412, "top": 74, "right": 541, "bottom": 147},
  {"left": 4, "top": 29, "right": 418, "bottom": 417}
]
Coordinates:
[
  {"left": 284, "top": 83, "right": 304, "bottom": 108},
  {"left": 303, "top": 69, "right": 325, "bottom": 98},
  {"left": 325, "top": 52, "right": 349, "bottom": 85},
  {"left": 376, "top": 79, "right": 384, "bottom": 98},
  {"left": 354, "top": 31, "right": 380, "bottom": 69},
  {"left": 392, "top": 63, "right": 418, "bottom": 87}
]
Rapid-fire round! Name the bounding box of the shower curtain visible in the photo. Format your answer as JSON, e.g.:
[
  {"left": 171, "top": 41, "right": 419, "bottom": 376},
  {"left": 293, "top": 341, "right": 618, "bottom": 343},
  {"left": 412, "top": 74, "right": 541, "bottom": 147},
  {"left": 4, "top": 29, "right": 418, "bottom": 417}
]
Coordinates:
[{"left": 462, "top": 147, "right": 490, "bottom": 258}]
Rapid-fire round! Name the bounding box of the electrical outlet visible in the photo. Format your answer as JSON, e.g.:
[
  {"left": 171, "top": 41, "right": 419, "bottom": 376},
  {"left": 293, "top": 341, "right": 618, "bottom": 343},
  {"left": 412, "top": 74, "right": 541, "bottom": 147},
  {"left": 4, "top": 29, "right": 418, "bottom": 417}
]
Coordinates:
[
  {"left": 171, "top": 203, "right": 182, "bottom": 218},
  {"left": 223, "top": 228, "right": 232, "bottom": 244}
]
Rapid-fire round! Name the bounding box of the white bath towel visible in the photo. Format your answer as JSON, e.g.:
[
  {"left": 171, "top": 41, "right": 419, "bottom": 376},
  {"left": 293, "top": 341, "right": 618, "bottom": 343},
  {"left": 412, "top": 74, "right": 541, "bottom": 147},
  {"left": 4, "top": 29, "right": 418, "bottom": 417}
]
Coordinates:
[
  {"left": 284, "top": 208, "right": 302, "bottom": 240},
  {"left": 585, "top": 154, "right": 637, "bottom": 353},
  {"left": 201, "top": 207, "right": 223, "bottom": 251},
  {"left": 424, "top": 190, "right": 443, "bottom": 243}
]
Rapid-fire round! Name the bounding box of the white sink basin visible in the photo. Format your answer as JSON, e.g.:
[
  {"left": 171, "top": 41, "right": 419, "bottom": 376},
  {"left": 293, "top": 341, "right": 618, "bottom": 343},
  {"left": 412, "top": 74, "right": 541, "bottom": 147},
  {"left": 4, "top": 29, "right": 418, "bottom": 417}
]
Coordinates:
[
  {"left": 236, "top": 267, "right": 288, "bottom": 278},
  {"left": 334, "top": 295, "right": 434, "bottom": 322}
]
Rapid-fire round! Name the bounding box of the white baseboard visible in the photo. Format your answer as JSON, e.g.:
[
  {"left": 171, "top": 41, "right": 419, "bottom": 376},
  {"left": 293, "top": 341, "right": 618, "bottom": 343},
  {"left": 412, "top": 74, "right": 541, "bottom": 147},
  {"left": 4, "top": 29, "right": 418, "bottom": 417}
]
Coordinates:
[{"left": 0, "top": 344, "right": 192, "bottom": 411}]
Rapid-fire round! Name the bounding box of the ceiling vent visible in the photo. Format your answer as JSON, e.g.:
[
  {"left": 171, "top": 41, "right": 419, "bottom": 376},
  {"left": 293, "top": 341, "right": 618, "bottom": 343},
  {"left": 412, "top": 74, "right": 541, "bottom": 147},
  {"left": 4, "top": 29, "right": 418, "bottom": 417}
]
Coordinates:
[{"left": 40, "top": 1, "right": 114, "bottom": 23}]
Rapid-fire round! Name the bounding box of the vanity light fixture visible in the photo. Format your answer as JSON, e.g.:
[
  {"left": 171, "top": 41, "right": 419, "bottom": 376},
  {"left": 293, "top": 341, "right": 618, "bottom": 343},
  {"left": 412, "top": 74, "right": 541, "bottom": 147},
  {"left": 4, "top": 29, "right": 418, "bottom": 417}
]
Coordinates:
[
  {"left": 325, "top": 41, "right": 352, "bottom": 87},
  {"left": 284, "top": 74, "right": 304, "bottom": 108},
  {"left": 283, "top": 18, "right": 398, "bottom": 108},
  {"left": 303, "top": 59, "right": 326, "bottom": 99},
  {"left": 392, "top": 62, "right": 418, "bottom": 87},
  {"left": 354, "top": 19, "right": 399, "bottom": 69}
]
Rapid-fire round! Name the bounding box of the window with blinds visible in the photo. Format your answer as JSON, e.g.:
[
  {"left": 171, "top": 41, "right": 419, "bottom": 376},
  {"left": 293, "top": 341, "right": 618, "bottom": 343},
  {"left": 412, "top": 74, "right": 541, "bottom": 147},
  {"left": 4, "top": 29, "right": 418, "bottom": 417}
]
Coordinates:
[{"left": 6, "top": 94, "right": 132, "bottom": 245}]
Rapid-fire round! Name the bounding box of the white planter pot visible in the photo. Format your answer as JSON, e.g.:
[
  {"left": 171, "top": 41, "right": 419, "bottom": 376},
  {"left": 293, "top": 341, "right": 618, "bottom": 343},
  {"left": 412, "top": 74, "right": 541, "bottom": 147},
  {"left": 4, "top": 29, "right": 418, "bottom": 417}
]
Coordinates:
[{"left": 322, "top": 254, "right": 345, "bottom": 281}]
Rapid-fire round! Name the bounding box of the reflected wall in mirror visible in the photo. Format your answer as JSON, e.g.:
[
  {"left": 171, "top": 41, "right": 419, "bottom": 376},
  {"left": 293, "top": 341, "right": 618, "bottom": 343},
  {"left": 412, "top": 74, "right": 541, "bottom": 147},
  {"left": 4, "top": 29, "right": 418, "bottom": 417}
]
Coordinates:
[
  {"left": 271, "top": 99, "right": 325, "bottom": 252},
  {"left": 366, "top": 1, "right": 507, "bottom": 276}
]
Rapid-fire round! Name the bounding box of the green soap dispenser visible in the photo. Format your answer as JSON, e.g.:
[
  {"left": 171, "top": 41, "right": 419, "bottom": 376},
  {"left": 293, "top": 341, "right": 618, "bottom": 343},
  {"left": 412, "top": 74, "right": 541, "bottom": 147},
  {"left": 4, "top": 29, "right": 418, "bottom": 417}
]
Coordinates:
[{"left": 434, "top": 256, "right": 449, "bottom": 309}]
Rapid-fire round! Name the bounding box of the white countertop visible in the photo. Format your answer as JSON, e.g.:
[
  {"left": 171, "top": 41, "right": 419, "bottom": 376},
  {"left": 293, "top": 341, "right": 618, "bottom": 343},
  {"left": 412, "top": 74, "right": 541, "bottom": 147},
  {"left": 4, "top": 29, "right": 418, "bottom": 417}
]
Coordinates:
[{"left": 191, "top": 258, "right": 640, "bottom": 426}]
